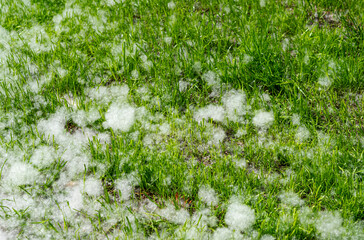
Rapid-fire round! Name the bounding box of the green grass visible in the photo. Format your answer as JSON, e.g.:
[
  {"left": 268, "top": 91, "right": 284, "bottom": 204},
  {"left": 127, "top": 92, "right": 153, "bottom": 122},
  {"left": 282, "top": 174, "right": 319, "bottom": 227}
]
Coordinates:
[{"left": 0, "top": 0, "right": 363, "bottom": 239}]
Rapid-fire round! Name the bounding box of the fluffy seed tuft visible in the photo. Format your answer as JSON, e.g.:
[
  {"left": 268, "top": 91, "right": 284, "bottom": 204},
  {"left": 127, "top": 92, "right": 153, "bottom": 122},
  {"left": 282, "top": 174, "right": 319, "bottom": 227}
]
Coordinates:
[
  {"left": 252, "top": 111, "right": 274, "bottom": 129},
  {"left": 225, "top": 202, "right": 255, "bottom": 231}
]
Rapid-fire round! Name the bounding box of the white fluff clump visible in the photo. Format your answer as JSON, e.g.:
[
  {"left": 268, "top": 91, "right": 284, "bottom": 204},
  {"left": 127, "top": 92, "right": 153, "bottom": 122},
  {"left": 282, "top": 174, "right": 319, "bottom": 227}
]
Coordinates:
[
  {"left": 259, "top": 0, "right": 266, "bottom": 7},
  {"left": 198, "top": 185, "right": 219, "bottom": 206},
  {"left": 84, "top": 177, "right": 103, "bottom": 197},
  {"left": 201, "top": 70, "right": 221, "bottom": 97},
  {"left": 0, "top": 229, "right": 9, "bottom": 240},
  {"left": 261, "top": 234, "right": 275, "bottom": 240},
  {"left": 164, "top": 36, "right": 172, "bottom": 45},
  {"left": 209, "top": 127, "right": 226, "bottom": 146},
  {"left": 318, "top": 76, "right": 332, "bottom": 88},
  {"left": 191, "top": 208, "right": 217, "bottom": 228},
  {"left": 115, "top": 179, "right": 133, "bottom": 201},
  {"left": 173, "top": 208, "right": 191, "bottom": 225},
  {"left": 279, "top": 191, "right": 304, "bottom": 207},
  {"left": 103, "top": 103, "right": 135, "bottom": 132},
  {"left": 109, "top": 85, "right": 130, "bottom": 102},
  {"left": 252, "top": 111, "right": 274, "bottom": 129},
  {"left": 140, "top": 55, "right": 153, "bottom": 72},
  {"left": 158, "top": 203, "right": 190, "bottom": 225},
  {"left": 178, "top": 80, "right": 189, "bottom": 92},
  {"left": 202, "top": 71, "right": 219, "bottom": 86},
  {"left": 212, "top": 228, "right": 233, "bottom": 240},
  {"left": 159, "top": 122, "right": 171, "bottom": 135},
  {"left": 104, "top": 0, "right": 118, "bottom": 7},
  {"left": 262, "top": 93, "right": 271, "bottom": 102},
  {"left": 233, "top": 157, "right": 247, "bottom": 169},
  {"left": 66, "top": 184, "right": 83, "bottom": 210},
  {"left": 183, "top": 226, "right": 207, "bottom": 240},
  {"left": 37, "top": 109, "right": 67, "bottom": 143},
  {"left": 72, "top": 109, "right": 87, "bottom": 127},
  {"left": 167, "top": 1, "right": 176, "bottom": 10},
  {"left": 61, "top": 150, "right": 89, "bottom": 178},
  {"left": 6, "top": 162, "right": 39, "bottom": 186},
  {"left": 222, "top": 89, "right": 246, "bottom": 122},
  {"left": 291, "top": 113, "right": 300, "bottom": 125},
  {"left": 30, "top": 145, "right": 56, "bottom": 168},
  {"left": 88, "top": 85, "right": 129, "bottom": 104},
  {"left": 243, "top": 54, "right": 253, "bottom": 64},
  {"left": 192, "top": 62, "right": 202, "bottom": 73},
  {"left": 194, "top": 105, "right": 225, "bottom": 123},
  {"left": 299, "top": 207, "right": 316, "bottom": 228},
  {"left": 316, "top": 211, "right": 344, "bottom": 239},
  {"left": 235, "top": 128, "right": 248, "bottom": 138},
  {"left": 88, "top": 86, "right": 111, "bottom": 104},
  {"left": 295, "top": 126, "right": 310, "bottom": 142},
  {"left": 225, "top": 202, "right": 255, "bottom": 231},
  {"left": 139, "top": 198, "right": 158, "bottom": 216}
]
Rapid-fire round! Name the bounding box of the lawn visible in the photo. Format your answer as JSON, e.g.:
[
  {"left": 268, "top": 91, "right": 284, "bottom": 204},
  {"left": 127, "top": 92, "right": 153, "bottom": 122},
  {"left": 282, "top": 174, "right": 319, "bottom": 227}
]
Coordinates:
[{"left": 0, "top": 0, "right": 363, "bottom": 239}]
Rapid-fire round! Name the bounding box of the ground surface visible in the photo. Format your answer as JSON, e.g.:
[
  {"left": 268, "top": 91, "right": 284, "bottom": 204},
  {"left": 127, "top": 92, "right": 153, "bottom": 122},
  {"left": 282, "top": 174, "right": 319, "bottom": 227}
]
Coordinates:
[{"left": 0, "top": 0, "right": 363, "bottom": 239}]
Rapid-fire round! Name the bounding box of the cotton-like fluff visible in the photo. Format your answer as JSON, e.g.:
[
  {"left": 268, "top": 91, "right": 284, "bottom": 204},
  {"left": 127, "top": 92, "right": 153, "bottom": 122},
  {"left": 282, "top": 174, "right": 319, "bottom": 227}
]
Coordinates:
[
  {"left": 225, "top": 202, "right": 255, "bottom": 231},
  {"left": 235, "top": 129, "right": 248, "bottom": 138},
  {"left": 140, "top": 54, "right": 153, "bottom": 72},
  {"left": 115, "top": 179, "right": 133, "bottom": 201},
  {"left": 252, "top": 111, "right": 274, "bottom": 129},
  {"left": 191, "top": 208, "right": 218, "bottom": 228},
  {"left": 61, "top": 149, "right": 89, "bottom": 177},
  {"left": 291, "top": 113, "right": 300, "bottom": 125},
  {"left": 295, "top": 126, "right": 310, "bottom": 142},
  {"left": 103, "top": 103, "right": 135, "bottom": 132},
  {"left": 37, "top": 109, "right": 67, "bottom": 143},
  {"left": 222, "top": 89, "right": 246, "bottom": 122},
  {"left": 316, "top": 211, "right": 344, "bottom": 239},
  {"left": 243, "top": 54, "right": 253, "bottom": 64},
  {"left": 167, "top": 1, "right": 176, "bottom": 10},
  {"left": 299, "top": 207, "right": 316, "bottom": 228},
  {"left": 233, "top": 157, "right": 247, "bottom": 169},
  {"left": 262, "top": 93, "right": 271, "bottom": 102},
  {"left": 202, "top": 71, "right": 219, "bottom": 86},
  {"left": 0, "top": 25, "right": 10, "bottom": 48},
  {"left": 183, "top": 226, "right": 207, "bottom": 240},
  {"left": 88, "top": 86, "right": 111, "bottom": 104},
  {"left": 72, "top": 109, "right": 87, "bottom": 127},
  {"left": 87, "top": 107, "right": 101, "bottom": 123},
  {"left": 139, "top": 198, "right": 158, "bottom": 215},
  {"left": 318, "top": 76, "right": 332, "bottom": 88},
  {"left": 259, "top": 0, "right": 266, "bottom": 7},
  {"left": 198, "top": 185, "right": 219, "bottom": 206},
  {"left": 212, "top": 228, "right": 233, "bottom": 240},
  {"left": 178, "top": 80, "right": 189, "bottom": 92},
  {"left": 260, "top": 234, "right": 275, "bottom": 240},
  {"left": 279, "top": 191, "right": 304, "bottom": 207},
  {"left": 109, "top": 85, "right": 130, "bottom": 101},
  {"left": 173, "top": 208, "right": 190, "bottom": 225},
  {"left": 209, "top": 127, "right": 226, "bottom": 146},
  {"left": 164, "top": 36, "right": 172, "bottom": 45},
  {"left": 0, "top": 229, "right": 9, "bottom": 240},
  {"left": 30, "top": 145, "right": 56, "bottom": 168},
  {"left": 192, "top": 62, "right": 201, "bottom": 73},
  {"left": 159, "top": 122, "right": 171, "bottom": 135},
  {"left": 6, "top": 162, "right": 39, "bottom": 186},
  {"left": 65, "top": 184, "right": 83, "bottom": 210},
  {"left": 158, "top": 203, "right": 190, "bottom": 225},
  {"left": 131, "top": 69, "right": 139, "bottom": 79},
  {"left": 194, "top": 105, "right": 225, "bottom": 123},
  {"left": 87, "top": 85, "right": 130, "bottom": 105},
  {"left": 84, "top": 177, "right": 103, "bottom": 197}
]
